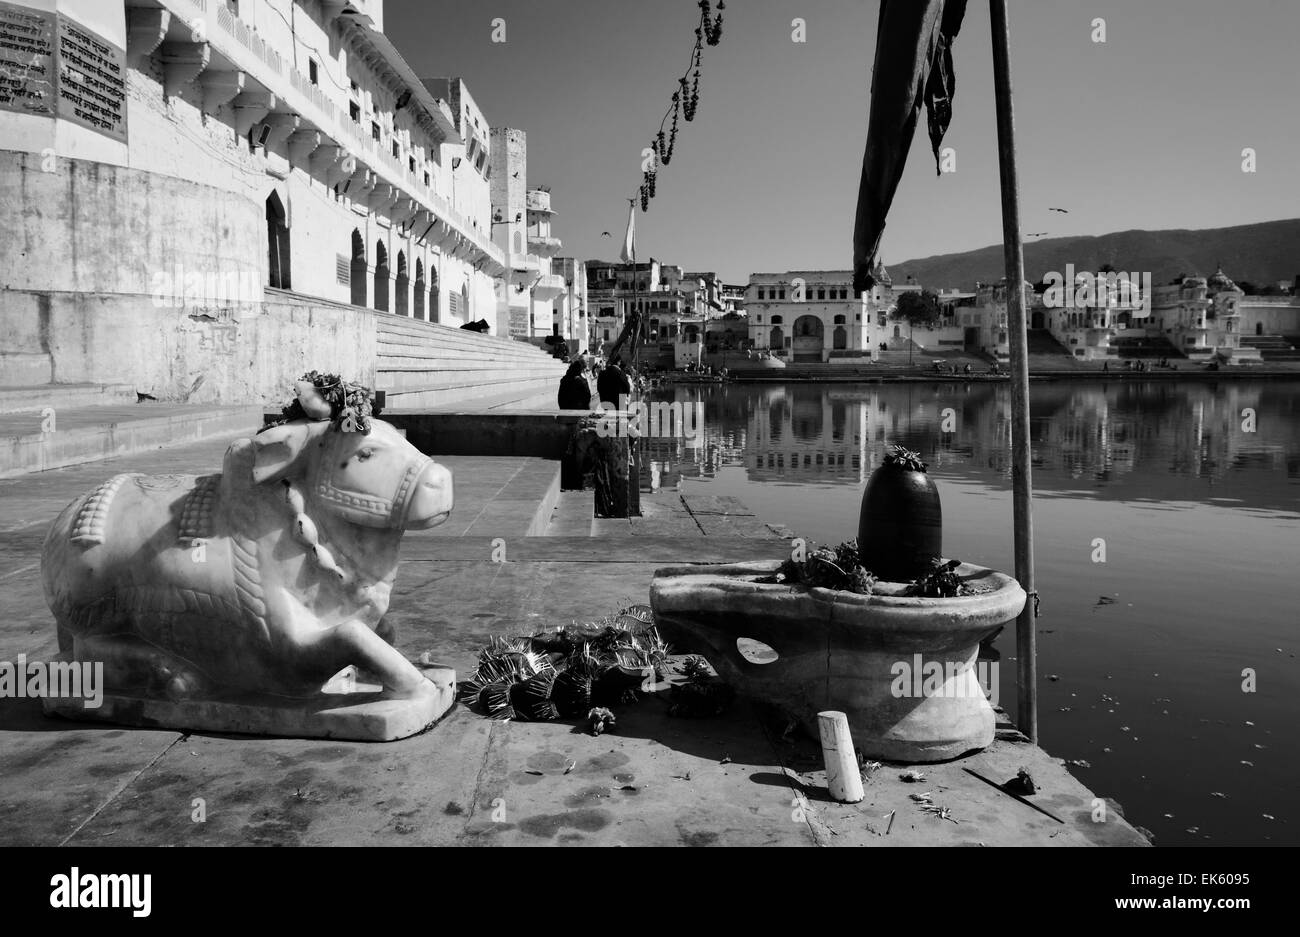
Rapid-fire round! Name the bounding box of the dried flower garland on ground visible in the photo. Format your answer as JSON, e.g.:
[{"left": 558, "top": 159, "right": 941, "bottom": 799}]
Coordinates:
[{"left": 458, "top": 605, "right": 675, "bottom": 723}]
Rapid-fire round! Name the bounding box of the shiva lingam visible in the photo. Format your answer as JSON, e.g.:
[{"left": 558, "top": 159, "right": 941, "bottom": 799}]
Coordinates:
[{"left": 650, "top": 446, "right": 1025, "bottom": 762}]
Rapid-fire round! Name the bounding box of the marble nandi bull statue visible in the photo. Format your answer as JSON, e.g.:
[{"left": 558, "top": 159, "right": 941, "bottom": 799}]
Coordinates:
[{"left": 40, "top": 415, "right": 455, "bottom": 739}]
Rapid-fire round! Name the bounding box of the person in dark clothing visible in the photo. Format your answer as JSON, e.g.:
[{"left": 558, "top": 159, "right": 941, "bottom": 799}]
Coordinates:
[
  {"left": 557, "top": 359, "right": 593, "bottom": 410},
  {"left": 597, "top": 358, "right": 632, "bottom": 408}
]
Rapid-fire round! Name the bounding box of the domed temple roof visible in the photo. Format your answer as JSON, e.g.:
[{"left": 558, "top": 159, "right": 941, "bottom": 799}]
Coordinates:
[
  {"left": 872, "top": 258, "right": 892, "bottom": 287},
  {"left": 1206, "top": 265, "right": 1237, "bottom": 294}
]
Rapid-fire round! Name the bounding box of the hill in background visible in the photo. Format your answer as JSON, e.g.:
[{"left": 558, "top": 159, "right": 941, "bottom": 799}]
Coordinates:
[{"left": 890, "top": 218, "right": 1300, "bottom": 291}]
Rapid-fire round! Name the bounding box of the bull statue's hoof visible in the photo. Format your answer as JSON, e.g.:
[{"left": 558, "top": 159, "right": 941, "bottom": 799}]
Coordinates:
[
  {"left": 649, "top": 559, "right": 1025, "bottom": 763},
  {"left": 39, "top": 418, "right": 457, "bottom": 742}
]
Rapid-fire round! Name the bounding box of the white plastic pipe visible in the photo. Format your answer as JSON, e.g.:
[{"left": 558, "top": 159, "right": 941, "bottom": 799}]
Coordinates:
[{"left": 818, "top": 710, "right": 864, "bottom": 803}]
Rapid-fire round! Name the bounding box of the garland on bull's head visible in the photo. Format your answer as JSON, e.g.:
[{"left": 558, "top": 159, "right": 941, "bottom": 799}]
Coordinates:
[{"left": 265, "top": 371, "right": 374, "bottom": 434}]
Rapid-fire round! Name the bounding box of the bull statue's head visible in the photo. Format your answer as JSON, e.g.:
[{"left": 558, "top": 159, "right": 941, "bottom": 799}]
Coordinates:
[{"left": 252, "top": 419, "right": 453, "bottom": 530}]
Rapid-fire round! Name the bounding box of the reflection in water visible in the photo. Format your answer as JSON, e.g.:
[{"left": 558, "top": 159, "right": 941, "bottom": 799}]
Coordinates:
[
  {"left": 641, "top": 380, "right": 1300, "bottom": 510},
  {"left": 638, "top": 380, "right": 1300, "bottom": 847}
]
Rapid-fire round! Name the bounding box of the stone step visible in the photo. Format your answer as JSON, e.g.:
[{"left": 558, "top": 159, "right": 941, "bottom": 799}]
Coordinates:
[
  {"left": 380, "top": 377, "right": 558, "bottom": 410},
  {"left": 0, "top": 383, "right": 136, "bottom": 414},
  {"left": 376, "top": 366, "right": 560, "bottom": 390},
  {"left": 0, "top": 404, "right": 264, "bottom": 479},
  {"left": 543, "top": 489, "right": 595, "bottom": 536},
  {"left": 375, "top": 319, "right": 561, "bottom": 356}
]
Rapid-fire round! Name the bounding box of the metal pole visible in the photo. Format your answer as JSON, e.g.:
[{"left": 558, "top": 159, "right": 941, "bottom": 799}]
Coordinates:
[{"left": 990, "top": 0, "right": 1037, "bottom": 742}]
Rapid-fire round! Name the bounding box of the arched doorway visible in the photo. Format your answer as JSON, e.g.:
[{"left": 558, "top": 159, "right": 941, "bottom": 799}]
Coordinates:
[
  {"left": 395, "top": 250, "right": 409, "bottom": 316},
  {"left": 349, "top": 229, "right": 367, "bottom": 306},
  {"left": 793, "top": 314, "right": 824, "bottom": 362},
  {"left": 833, "top": 326, "right": 847, "bottom": 350},
  {"left": 266, "top": 192, "right": 290, "bottom": 290},
  {"left": 1030, "top": 310, "right": 1045, "bottom": 329},
  {"left": 374, "top": 241, "right": 389, "bottom": 312},
  {"left": 429, "top": 266, "right": 440, "bottom": 322},
  {"left": 1256, "top": 322, "right": 1264, "bottom": 336},
  {"left": 769, "top": 326, "right": 783, "bottom": 349},
  {"left": 413, "top": 259, "right": 426, "bottom": 320}
]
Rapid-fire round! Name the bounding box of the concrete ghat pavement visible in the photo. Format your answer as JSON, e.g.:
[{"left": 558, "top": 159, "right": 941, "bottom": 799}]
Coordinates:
[{"left": 0, "top": 436, "right": 1148, "bottom": 846}]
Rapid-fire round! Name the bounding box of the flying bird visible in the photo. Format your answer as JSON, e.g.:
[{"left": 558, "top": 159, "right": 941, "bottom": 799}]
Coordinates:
[
  {"left": 1027, "top": 232, "right": 1048, "bottom": 237},
  {"left": 1048, "top": 207, "right": 1069, "bottom": 213}
]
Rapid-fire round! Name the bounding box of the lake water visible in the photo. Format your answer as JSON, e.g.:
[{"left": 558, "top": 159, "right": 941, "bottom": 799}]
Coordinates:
[{"left": 639, "top": 379, "right": 1300, "bottom": 846}]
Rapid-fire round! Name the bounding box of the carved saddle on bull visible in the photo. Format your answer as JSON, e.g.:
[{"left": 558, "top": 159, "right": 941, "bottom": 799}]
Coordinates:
[{"left": 40, "top": 417, "right": 456, "bottom": 741}]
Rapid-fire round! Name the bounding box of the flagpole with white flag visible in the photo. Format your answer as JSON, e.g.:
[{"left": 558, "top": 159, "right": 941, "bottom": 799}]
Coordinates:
[{"left": 607, "top": 199, "right": 640, "bottom": 363}]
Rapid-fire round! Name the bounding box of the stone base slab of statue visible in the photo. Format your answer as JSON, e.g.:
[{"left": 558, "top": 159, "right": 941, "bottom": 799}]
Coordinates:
[
  {"left": 649, "top": 560, "right": 1026, "bottom": 763},
  {"left": 42, "top": 662, "right": 455, "bottom": 742}
]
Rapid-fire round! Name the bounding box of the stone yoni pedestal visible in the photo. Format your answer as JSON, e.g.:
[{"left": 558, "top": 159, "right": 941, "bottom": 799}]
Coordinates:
[
  {"left": 650, "top": 560, "right": 1026, "bottom": 762},
  {"left": 40, "top": 418, "right": 457, "bottom": 741}
]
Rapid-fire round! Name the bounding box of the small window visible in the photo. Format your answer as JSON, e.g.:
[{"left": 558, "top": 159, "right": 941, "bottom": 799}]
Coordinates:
[
  {"left": 818, "top": 289, "right": 826, "bottom": 300},
  {"left": 778, "top": 289, "right": 786, "bottom": 299},
  {"left": 309, "top": 59, "right": 319, "bottom": 85},
  {"left": 392, "top": 140, "right": 400, "bottom": 159},
  {"left": 349, "top": 101, "right": 361, "bottom": 122},
  {"left": 409, "top": 156, "right": 416, "bottom": 173},
  {"left": 350, "top": 79, "right": 358, "bottom": 92},
  {"left": 423, "top": 171, "right": 430, "bottom": 187},
  {"left": 371, "top": 122, "right": 381, "bottom": 142},
  {"left": 757, "top": 288, "right": 765, "bottom": 299}
]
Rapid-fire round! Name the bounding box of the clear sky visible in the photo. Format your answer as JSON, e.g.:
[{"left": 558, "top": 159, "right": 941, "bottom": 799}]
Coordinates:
[{"left": 387, "top": 0, "right": 1300, "bottom": 283}]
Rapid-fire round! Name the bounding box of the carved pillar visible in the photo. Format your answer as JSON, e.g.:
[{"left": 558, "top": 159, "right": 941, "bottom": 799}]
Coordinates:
[
  {"left": 126, "top": 8, "right": 170, "bottom": 59},
  {"left": 260, "top": 113, "right": 301, "bottom": 151},
  {"left": 233, "top": 91, "right": 276, "bottom": 137},
  {"left": 199, "top": 70, "right": 245, "bottom": 115},
  {"left": 159, "top": 42, "right": 210, "bottom": 99},
  {"left": 310, "top": 144, "right": 344, "bottom": 184},
  {"left": 288, "top": 129, "right": 322, "bottom": 166}
]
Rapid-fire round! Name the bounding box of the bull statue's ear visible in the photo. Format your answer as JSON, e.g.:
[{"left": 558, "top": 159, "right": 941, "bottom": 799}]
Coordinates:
[{"left": 250, "top": 422, "right": 315, "bottom": 484}]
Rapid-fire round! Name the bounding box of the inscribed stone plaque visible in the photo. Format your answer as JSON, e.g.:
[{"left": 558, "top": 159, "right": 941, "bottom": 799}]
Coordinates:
[
  {"left": 55, "top": 13, "right": 126, "bottom": 141},
  {"left": 0, "top": 0, "right": 56, "bottom": 117}
]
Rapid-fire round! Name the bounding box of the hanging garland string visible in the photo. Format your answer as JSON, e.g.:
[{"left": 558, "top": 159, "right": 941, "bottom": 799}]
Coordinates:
[
  {"left": 609, "top": 1, "right": 724, "bottom": 365},
  {"left": 637, "top": 0, "right": 724, "bottom": 213}
]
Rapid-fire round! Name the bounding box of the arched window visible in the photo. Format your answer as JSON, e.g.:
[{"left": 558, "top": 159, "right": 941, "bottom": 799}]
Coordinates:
[
  {"left": 794, "top": 315, "right": 823, "bottom": 338},
  {"left": 414, "top": 258, "right": 426, "bottom": 320},
  {"left": 374, "top": 241, "right": 390, "bottom": 312},
  {"left": 770, "top": 315, "right": 783, "bottom": 325},
  {"left": 350, "top": 229, "right": 367, "bottom": 306},
  {"left": 833, "top": 314, "right": 846, "bottom": 325},
  {"left": 395, "top": 250, "right": 410, "bottom": 316},
  {"left": 266, "top": 192, "right": 291, "bottom": 289},
  {"left": 429, "top": 265, "right": 440, "bottom": 322}
]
